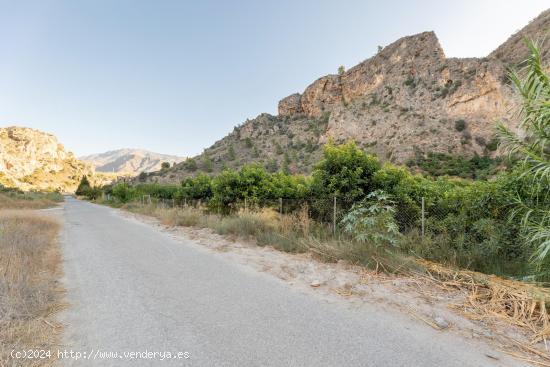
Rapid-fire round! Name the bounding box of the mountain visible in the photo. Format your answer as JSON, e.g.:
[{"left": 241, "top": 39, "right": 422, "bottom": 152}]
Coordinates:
[
  {"left": 143, "top": 9, "right": 550, "bottom": 184},
  {"left": 0, "top": 126, "right": 110, "bottom": 192},
  {"left": 80, "top": 149, "right": 185, "bottom": 175}
]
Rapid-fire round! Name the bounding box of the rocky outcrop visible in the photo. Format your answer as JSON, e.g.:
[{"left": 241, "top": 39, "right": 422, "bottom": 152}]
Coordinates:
[
  {"left": 278, "top": 93, "right": 303, "bottom": 116},
  {"left": 301, "top": 75, "right": 343, "bottom": 117},
  {"left": 274, "top": 27, "right": 526, "bottom": 162},
  {"left": 0, "top": 126, "right": 108, "bottom": 192}
]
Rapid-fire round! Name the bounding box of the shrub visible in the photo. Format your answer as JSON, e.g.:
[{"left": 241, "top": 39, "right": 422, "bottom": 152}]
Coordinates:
[
  {"left": 340, "top": 190, "right": 401, "bottom": 247},
  {"left": 455, "top": 119, "right": 467, "bottom": 132},
  {"left": 75, "top": 175, "right": 91, "bottom": 196},
  {"left": 310, "top": 141, "right": 381, "bottom": 212},
  {"left": 227, "top": 144, "right": 236, "bottom": 160},
  {"left": 112, "top": 183, "right": 136, "bottom": 203},
  {"left": 184, "top": 158, "right": 198, "bottom": 171},
  {"left": 202, "top": 156, "right": 213, "bottom": 172}
]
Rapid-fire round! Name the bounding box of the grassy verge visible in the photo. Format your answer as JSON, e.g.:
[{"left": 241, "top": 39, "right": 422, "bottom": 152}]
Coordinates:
[{"left": 0, "top": 193, "right": 64, "bottom": 366}]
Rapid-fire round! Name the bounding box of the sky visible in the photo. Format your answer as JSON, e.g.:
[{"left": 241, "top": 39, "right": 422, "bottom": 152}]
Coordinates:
[{"left": 0, "top": 0, "right": 548, "bottom": 157}]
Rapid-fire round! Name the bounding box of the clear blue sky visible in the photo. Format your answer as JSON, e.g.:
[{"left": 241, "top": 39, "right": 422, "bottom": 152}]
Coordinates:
[{"left": 0, "top": 0, "right": 548, "bottom": 157}]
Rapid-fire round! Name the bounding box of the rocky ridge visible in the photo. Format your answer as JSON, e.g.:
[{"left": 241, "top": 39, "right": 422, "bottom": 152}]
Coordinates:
[
  {"left": 80, "top": 149, "right": 185, "bottom": 175},
  {"left": 142, "top": 10, "right": 550, "bottom": 183},
  {"left": 0, "top": 126, "right": 109, "bottom": 192}
]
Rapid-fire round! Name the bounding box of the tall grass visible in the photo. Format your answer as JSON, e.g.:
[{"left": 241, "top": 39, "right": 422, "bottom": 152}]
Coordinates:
[{"left": 0, "top": 210, "right": 63, "bottom": 366}]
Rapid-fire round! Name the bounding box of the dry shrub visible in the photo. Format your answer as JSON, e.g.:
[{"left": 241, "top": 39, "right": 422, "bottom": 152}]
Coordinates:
[
  {"left": 278, "top": 204, "right": 311, "bottom": 237},
  {"left": 158, "top": 207, "right": 208, "bottom": 228},
  {"left": 0, "top": 210, "right": 64, "bottom": 366}
]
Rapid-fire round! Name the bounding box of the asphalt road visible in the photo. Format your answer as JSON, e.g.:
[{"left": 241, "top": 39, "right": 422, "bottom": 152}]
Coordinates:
[{"left": 59, "top": 198, "right": 521, "bottom": 366}]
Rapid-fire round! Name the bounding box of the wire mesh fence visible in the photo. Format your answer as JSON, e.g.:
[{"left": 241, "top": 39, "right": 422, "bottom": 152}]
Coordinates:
[{"left": 118, "top": 193, "right": 478, "bottom": 242}]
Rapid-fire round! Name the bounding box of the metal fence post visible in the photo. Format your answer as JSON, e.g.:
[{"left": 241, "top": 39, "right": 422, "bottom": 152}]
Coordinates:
[
  {"left": 421, "top": 196, "right": 425, "bottom": 239},
  {"left": 244, "top": 197, "right": 247, "bottom": 213},
  {"left": 279, "top": 198, "right": 283, "bottom": 216}
]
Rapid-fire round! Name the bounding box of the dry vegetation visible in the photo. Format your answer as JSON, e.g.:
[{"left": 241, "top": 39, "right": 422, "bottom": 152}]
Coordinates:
[
  {"left": 0, "top": 190, "right": 63, "bottom": 210},
  {"left": 0, "top": 193, "right": 64, "bottom": 366},
  {"left": 123, "top": 202, "right": 550, "bottom": 365}
]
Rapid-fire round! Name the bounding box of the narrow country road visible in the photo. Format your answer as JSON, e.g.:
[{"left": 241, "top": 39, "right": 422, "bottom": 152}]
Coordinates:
[{"left": 59, "top": 198, "right": 520, "bottom": 366}]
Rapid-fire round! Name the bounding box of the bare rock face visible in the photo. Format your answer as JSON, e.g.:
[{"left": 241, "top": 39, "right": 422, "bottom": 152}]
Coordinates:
[
  {"left": 0, "top": 126, "right": 104, "bottom": 192},
  {"left": 278, "top": 93, "right": 303, "bottom": 116},
  {"left": 301, "top": 75, "right": 343, "bottom": 117},
  {"left": 279, "top": 27, "right": 529, "bottom": 162}
]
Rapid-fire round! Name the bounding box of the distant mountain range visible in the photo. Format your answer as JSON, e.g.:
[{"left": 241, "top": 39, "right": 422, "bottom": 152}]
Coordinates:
[{"left": 80, "top": 149, "right": 186, "bottom": 175}]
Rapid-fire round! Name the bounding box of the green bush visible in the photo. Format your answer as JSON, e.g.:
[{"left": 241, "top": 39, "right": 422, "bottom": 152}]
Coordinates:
[
  {"left": 310, "top": 141, "right": 381, "bottom": 216},
  {"left": 454, "top": 119, "right": 467, "bottom": 132}
]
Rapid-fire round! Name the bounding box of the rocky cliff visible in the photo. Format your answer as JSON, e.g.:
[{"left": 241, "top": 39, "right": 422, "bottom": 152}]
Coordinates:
[
  {"left": 0, "top": 127, "right": 108, "bottom": 192},
  {"left": 145, "top": 9, "right": 549, "bottom": 183}
]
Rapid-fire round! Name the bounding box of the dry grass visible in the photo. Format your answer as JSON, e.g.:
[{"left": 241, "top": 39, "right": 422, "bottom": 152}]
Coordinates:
[
  {"left": 0, "top": 192, "right": 62, "bottom": 210},
  {"left": 0, "top": 210, "right": 64, "bottom": 366},
  {"left": 418, "top": 259, "right": 550, "bottom": 364}
]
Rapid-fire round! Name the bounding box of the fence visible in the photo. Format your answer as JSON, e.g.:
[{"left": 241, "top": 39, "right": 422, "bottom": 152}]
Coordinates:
[{"left": 125, "top": 194, "right": 488, "bottom": 242}]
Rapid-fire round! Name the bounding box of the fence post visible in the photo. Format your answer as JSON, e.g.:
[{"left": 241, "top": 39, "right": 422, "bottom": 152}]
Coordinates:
[
  {"left": 244, "top": 197, "right": 247, "bottom": 213},
  {"left": 333, "top": 196, "right": 337, "bottom": 236},
  {"left": 421, "top": 196, "right": 425, "bottom": 239},
  {"left": 279, "top": 198, "right": 283, "bottom": 215}
]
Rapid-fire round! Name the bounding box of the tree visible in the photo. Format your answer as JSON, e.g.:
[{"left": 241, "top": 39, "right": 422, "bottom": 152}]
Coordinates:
[
  {"left": 184, "top": 158, "right": 198, "bottom": 171},
  {"left": 227, "top": 144, "right": 236, "bottom": 160},
  {"left": 281, "top": 152, "right": 291, "bottom": 174},
  {"left": 265, "top": 159, "right": 279, "bottom": 173},
  {"left": 497, "top": 39, "right": 550, "bottom": 277},
  {"left": 338, "top": 65, "right": 345, "bottom": 75},
  {"left": 161, "top": 162, "right": 171, "bottom": 170},
  {"left": 202, "top": 155, "right": 213, "bottom": 172},
  {"left": 310, "top": 141, "right": 381, "bottom": 208},
  {"left": 75, "top": 175, "right": 91, "bottom": 196}
]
